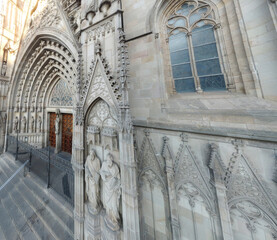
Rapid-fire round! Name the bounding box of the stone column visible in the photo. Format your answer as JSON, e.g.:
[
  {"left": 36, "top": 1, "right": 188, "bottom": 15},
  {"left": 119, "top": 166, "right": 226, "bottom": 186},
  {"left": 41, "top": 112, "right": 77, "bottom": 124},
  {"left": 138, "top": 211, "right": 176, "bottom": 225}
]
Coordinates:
[
  {"left": 118, "top": 128, "right": 140, "bottom": 239},
  {"left": 209, "top": 143, "right": 233, "bottom": 240},
  {"left": 162, "top": 136, "right": 180, "bottom": 240},
  {"left": 72, "top": 122, "right": 85, "bottom": 240}
]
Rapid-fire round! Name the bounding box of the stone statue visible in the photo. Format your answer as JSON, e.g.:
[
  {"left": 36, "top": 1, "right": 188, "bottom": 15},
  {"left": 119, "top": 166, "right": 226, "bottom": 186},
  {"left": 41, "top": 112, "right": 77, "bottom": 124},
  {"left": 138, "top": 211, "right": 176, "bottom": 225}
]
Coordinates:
[
  {"left": 13, "top": 117, "right": 18, "bottom": 132},
  {"left": 100, "top": 153, "right": 121, "bottom": 227},
  {"left": 31, "top": 116, "right": 35, "bottom": 133},
  {"left": 22, "top": 116, "right": 26, "bottom": 133},
  {"left": 85, "top": 149, "right": 101, "bottom": 214},
  {"left": 55, "top": 114, "right": 60, "bottom": 134},
  {"left": 37, "top": 116, "right": 42, "bottom": 133}
]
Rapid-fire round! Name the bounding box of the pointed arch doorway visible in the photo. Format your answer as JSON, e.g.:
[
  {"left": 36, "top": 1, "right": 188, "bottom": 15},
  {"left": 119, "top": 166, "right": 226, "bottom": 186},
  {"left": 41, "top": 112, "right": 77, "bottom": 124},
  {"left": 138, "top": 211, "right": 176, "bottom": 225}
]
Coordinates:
[{"left": 47, "top": 79, "right": 74, "bottom": 154}]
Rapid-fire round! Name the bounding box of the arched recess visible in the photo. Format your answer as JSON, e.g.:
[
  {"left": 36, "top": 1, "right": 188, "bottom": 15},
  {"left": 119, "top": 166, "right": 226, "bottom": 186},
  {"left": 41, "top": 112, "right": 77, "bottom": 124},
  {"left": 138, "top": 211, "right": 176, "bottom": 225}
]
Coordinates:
[
  {"left": 173, "top": 136, "right": 220, "bottom": 240},
  {"left": 226, "top": 151, "right": 277, "bottom": 240},
  {"left": 138, "top": 132, "right": 171, "bottom": 240},
  {"left": 83, "top": 98, "right": 122, "bottom": 238},
  {"left": 84, "top": 98, "right": 119, "bottom": 158},
  {"left": 7, "top": 33, "right": 78, "bottom": 148},
  {"left": 229, "top": 199, "right": 277, "bottom": 240}
]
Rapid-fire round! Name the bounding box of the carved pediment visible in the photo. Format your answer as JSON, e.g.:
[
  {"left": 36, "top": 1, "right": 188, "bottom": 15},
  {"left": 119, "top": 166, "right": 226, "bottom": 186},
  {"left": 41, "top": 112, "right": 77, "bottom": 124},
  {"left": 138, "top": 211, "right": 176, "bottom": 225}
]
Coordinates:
[
  {"left": 174, "top": 133, "right": 213, "bottom": 200},
  {"left": 82, "top": 43, "right": 120, "bottom": 113},
  {"left": 138, "top": 130, "right": 166, "bottom": 188},
  {"left": 227, "top": 152, "right": 277, "bottom": 219}
]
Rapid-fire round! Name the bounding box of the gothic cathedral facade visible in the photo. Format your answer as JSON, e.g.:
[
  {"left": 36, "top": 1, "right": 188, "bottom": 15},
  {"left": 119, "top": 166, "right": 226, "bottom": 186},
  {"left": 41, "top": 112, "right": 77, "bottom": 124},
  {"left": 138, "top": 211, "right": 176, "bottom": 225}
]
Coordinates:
[{"left": 1, "top": 0, "right": 277, "bottom": 239}]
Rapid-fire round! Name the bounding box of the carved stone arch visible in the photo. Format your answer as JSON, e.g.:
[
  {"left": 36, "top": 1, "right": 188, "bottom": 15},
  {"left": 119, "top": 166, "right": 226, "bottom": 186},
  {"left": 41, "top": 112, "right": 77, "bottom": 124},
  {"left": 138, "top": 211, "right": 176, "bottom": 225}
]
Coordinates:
[
  {"left": 10, "top": 36, "right": 78, "bottom": 112},
  {"left": 148, "top": 0, "right": 221, "bottom": 34},
  {"left": 226, "top": 150, "right": 277, "bottom": 220},
  {"left": 9, "top": 31, "right": 78, "bottom": 107},
  {"left": 26, "top": 59, "right": 75, "bottom": 110},
  {"left": 138, "top": 131, "right": 166, "bottom": 183},
  {"left": 84, "top": 97, "right": 119, "bottom": 156},
  {"left": 85, "top": 97, "right": 118, "bottom": 126},
  {"left": 229, "top": 199, "right": 277, "bottom": 239},
  {"left": 229, "top": 197, "right": 277, "bottom": 228},
  {"left": 138, "top": 167, "right": 167, "bottom": 191},
  {"left": 174, "top": 135, "right": 214, "bottom": 201},
  {"left": 175, "top": 180, "right": 215, "bottom": 213}
]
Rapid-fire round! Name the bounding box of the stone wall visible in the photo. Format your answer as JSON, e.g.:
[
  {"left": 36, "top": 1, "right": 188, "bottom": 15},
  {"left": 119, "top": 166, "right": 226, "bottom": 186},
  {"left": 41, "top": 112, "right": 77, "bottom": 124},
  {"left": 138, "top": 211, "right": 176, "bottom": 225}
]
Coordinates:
[{"left": 135, "top": 126, "right": 277, "bottom": 239}]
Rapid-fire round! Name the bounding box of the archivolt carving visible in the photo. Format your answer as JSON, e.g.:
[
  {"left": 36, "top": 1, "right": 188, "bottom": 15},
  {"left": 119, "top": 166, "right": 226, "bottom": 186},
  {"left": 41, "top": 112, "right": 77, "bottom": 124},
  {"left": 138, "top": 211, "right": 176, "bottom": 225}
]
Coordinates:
[
  {"left": 22, "top": 0, "right": 62, "bottom": 47},
  {"left": 14, "top": 39, "right": 77, "bottom": 112}
]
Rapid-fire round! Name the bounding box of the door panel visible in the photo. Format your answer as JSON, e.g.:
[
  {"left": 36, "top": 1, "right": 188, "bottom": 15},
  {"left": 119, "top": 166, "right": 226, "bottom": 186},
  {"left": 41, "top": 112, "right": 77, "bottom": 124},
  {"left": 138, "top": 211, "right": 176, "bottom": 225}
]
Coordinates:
[
  {"left": 62, "top": 114, "right": 73, "bottom": 153},
  {"left": 49, "top": 113, "right": 56, "bottom": 147}
]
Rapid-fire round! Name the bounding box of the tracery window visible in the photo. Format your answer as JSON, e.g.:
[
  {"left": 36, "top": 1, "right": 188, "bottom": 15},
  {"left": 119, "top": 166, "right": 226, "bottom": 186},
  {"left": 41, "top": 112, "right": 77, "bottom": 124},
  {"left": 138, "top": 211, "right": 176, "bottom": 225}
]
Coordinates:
[
  {"left": 49, "top": 80, "right": 73, "bottom": 107},
  {"left": 167, "top": 1, "right": 226, "bottom": 92}
]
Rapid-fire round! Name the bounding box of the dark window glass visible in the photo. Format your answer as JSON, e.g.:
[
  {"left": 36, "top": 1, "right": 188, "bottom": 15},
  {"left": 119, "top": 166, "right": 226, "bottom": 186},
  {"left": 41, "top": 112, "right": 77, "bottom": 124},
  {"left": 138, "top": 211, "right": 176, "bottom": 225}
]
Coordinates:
[
  {"left": 196, "top": 58, "right": 221, "bottom": 76},
  {"left": 172, "top": 63, "right": 192, "bottom": 79},
  {"left": 200, "top": 75, "right": 226, "bottom": 91},
  {"left": 170, "top": 49, "right": 190, "bottom": 64},
  {"left": 167, "top": 6, "right": 226, "bottom": 92},
  {"left": 194, "top": 43, "right": 218, "bottom": 61},
  {"left": 169, "top": 33, "right": 188, "bottom": 52},
  {"left": 175, "top": 78, "right": 196, "bottom": 92}
]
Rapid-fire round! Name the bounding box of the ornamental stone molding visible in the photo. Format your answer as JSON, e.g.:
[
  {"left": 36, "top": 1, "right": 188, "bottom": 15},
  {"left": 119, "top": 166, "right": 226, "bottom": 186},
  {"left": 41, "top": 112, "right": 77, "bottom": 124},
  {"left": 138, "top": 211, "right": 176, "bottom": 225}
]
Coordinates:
[
  {"left": 138, "top": 130, "right": 166, "bottom": 189},
  {"left": 227, "top": 148, "right": 277, "bottom": 221},
  {"left": 86, "top": 19, "right": 115, "bottom": 42}
]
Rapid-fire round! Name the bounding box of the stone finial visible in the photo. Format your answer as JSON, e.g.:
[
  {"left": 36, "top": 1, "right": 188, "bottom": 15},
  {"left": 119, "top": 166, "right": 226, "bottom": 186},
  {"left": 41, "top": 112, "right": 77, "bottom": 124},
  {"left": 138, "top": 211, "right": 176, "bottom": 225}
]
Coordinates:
[
  {"left": 180, "top": 133, "right": 188, "bottom": 142},
  {"left": 144, "top": 129, "right": 150, "bottom": 137}
]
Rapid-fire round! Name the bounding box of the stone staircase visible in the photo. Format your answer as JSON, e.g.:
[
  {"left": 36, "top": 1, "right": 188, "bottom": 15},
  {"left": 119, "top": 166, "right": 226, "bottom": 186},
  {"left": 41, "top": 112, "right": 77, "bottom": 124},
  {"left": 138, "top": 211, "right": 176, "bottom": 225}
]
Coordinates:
[{"left": 0, "top": 153, "right": 74, "bottom": 240}]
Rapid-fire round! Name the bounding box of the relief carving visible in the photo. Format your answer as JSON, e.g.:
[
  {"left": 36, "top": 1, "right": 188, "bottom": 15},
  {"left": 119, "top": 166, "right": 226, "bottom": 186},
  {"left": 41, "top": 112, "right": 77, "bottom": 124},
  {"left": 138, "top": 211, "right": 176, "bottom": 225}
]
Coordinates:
[
  {"left": 22, "top": 116, "right": 27, "bottom": 133},
  {"left": 85, "top": 148, "right": 101, "bottom": 214},
  {"left": 100, "top": 153, "right": 121, "bottom": 229}
]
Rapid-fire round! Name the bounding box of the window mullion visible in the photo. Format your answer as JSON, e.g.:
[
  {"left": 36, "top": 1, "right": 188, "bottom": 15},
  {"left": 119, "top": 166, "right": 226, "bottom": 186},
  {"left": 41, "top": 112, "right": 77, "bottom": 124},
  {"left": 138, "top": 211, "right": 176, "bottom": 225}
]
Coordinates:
[{"left": 187, "top": 32, "right": 202, "bottom": 93}]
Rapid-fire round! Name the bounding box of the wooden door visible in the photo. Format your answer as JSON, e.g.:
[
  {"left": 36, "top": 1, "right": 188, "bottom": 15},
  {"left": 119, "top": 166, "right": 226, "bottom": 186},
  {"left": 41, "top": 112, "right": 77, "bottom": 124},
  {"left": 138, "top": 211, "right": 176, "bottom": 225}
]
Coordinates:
[
  {"left": 62, "top": 114, "right": 73, "bottom": 153},
  {"left": 49, "top": 113, "right": 56, "bottom": 147}
]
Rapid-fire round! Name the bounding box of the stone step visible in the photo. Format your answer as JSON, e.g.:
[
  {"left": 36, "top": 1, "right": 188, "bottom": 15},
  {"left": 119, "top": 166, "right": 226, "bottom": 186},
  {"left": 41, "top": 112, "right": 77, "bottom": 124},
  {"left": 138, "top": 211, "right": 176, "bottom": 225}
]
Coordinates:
[
  {"left": 0, "top": 199, "right": 21, "bottom": 239},
  {"left": 0, "top": 153, "right": 74, "bottom": 239},
  {"left": 22, "top": 174, "right": 74, "bottom": 233},
  {"left": 0, "top": 166, "right": 38, "bottom": 240},
  {"left": 0, "top": 160, "right": 60, "bottom": 240},
  {"left": 10, "top": 188, "right": 56, "bottom": 240},
  {"left": 2, "top": 153, "right": 74, "bottom": 234},
  {"left": 17, "top": 181, "right": 73, "bottom": 239},
  {"left": 0, "top": 159, "right": 44, "bottom": 240},
  {"left": 0, "top": 225, "right": 6, "bottom": 240},
  {"left": 0, "top": 155, "right": 57, "bottom": 239}
]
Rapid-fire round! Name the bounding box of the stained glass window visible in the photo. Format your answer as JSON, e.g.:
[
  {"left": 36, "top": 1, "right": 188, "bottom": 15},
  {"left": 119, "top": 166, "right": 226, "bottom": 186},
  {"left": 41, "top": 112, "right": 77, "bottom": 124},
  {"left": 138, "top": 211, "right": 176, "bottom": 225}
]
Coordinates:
[
  {"left": 167, "top": 1, "right": 226, "bottom": 92},
  {"left": 49, "top": 80, "right": 73, "bottom": 106}
]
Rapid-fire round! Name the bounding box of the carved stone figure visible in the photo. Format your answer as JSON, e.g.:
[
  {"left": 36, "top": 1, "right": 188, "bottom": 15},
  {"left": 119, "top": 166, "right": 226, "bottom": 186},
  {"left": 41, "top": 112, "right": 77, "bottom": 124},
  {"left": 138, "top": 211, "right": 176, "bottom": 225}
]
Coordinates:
[
  {"left": 55, "top": 113, "right": 60, "bottom": 134},
  {"left": 31, "top": 116, "right": 35, "bottom": 133},
  {"left": 22, "top": 116, "right": 27, "bottom": 133},
  {"left": 37, "top": 116, "right": 42, "bottom": 133},
  {"left": 85, "top": 149, "right": 101, "bottom": 214},
  {"left": 13, "top": 117, "right": 19, "bottom": 132},
  {"left": 100, "top": 153, "right": 121, "bottom": 227}
]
